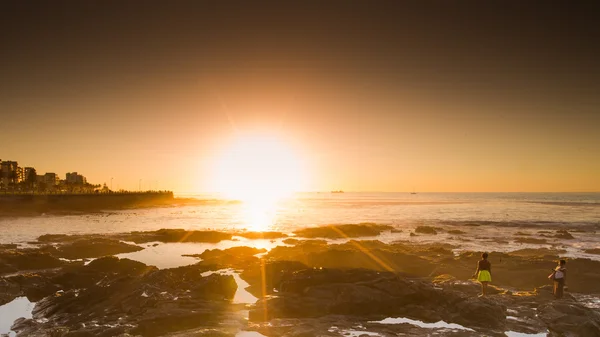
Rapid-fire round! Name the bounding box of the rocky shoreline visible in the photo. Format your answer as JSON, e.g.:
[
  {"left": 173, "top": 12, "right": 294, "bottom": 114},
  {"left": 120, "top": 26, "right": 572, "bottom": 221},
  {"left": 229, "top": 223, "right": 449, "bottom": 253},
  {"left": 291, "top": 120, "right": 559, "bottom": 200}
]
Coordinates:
[{"left": 1, "top": 225, "right": 600, "bottom": 336}]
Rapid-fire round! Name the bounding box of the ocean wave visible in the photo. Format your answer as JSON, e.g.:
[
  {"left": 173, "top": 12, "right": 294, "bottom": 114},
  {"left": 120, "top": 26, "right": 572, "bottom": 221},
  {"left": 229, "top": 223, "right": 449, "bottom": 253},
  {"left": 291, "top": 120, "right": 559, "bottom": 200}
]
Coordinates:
[{"left": 527, "top": 201, "right": 600, "bottom": 207}]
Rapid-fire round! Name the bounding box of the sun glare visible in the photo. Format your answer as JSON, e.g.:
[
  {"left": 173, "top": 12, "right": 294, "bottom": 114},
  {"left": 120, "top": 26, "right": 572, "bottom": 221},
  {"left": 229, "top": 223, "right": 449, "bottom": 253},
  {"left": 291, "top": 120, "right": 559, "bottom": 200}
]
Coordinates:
[
  {"left": 211, "top": 134, "right": 306, "bottom": 229},
  {"left": 212, "top": 134, "right": 307, "bottom": 231}
]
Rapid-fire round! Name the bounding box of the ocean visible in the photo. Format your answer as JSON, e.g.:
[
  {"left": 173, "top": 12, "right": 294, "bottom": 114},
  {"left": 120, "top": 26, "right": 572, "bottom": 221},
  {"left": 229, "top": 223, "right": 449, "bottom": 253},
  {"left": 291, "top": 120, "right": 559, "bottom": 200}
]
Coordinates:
[{"left": 1, "top": 192, "right": 599, "bottom": 261}]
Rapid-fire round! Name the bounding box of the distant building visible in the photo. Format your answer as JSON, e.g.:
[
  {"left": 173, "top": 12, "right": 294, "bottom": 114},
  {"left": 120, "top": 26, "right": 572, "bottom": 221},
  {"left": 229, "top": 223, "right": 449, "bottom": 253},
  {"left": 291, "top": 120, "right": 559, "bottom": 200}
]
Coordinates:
[
  {"left": 66, "top": 172, "right": 87, "bottom": 184},
  {"left": 23, "top": 167, "right": 37, "bottom": 182},
  {"left": 0, "top": 160, "right": 20, "bottom": 186},
  {"left": 44, "top": 173, "right": 59, "bottom": 185},
  {"left": 16, "top": 167, "right": 24, "bottom": 183}
]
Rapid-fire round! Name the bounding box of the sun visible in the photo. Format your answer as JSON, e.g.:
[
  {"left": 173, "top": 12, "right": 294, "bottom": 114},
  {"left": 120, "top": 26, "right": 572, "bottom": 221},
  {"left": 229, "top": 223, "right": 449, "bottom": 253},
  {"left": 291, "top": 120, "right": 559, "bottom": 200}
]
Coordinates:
[
  {"left": 211, "top": 133, "right": 307, "bottom": 231},
  {"left": 211, "top": 133, "right": 307, "bottom": 204}
]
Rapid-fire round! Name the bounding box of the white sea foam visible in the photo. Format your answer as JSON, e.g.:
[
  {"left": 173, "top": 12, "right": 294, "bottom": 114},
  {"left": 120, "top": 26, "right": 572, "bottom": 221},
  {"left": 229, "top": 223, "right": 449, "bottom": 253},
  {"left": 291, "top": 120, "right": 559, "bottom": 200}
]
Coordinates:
[
  {"left": 369, "top": 317, "right": 475, "bottom": 331},
  {"left": 328, "top": 326, "right": 382, "bottom": 337},
  {"left": 236, "top": 331, "right": 267, "bottom": 337},
  {"left": 505, "top": 331, "right": 547, "bottom": 337}
]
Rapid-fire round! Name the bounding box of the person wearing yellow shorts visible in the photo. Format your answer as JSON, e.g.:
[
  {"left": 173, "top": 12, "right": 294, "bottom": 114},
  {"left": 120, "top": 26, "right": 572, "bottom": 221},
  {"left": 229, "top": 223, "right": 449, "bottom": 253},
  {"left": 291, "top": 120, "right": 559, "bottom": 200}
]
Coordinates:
[{"left": 472, "top": 252, "right": 492, "bottom": 297}]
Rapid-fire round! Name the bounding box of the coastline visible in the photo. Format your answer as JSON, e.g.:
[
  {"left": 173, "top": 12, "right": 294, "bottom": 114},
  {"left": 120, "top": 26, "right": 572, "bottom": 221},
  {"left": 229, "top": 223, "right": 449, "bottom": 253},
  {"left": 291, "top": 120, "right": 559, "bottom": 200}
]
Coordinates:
[
  {"left": 0, "top": 193, "right": 237, "bottom": 217},
  {"left": 2, "top": 225, "right": 600, "bottom": 336}
]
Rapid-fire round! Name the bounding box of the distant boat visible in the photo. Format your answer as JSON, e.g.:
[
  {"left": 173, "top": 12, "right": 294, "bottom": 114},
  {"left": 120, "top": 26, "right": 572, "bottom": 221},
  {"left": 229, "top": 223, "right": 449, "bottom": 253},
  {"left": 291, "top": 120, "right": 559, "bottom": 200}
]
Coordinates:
[
  {"left": 410, "top": 188, "right": 417, "bottom": 195},
  {"left": 331, "top": 190, "right": 344, "bottom": 193}
]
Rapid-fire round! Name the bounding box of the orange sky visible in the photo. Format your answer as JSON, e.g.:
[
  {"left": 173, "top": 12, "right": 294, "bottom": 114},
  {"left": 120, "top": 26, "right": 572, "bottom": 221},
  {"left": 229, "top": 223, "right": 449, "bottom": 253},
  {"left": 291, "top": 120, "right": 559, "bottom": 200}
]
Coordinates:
[{"left": 1, "top": 2, "right": 599, "bottom": 193}]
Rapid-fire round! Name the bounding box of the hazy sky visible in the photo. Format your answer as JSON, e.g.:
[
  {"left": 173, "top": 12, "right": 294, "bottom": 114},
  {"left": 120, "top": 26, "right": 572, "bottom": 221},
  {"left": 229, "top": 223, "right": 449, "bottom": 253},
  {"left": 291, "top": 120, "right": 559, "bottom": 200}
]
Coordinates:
[{"left": 1, "top": 1, "right": 599, "bottom": 192}]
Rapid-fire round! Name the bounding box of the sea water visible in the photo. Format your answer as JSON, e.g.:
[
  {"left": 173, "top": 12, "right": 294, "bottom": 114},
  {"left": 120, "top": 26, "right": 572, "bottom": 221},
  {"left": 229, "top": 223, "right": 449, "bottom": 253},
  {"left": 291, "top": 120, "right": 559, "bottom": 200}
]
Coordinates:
[{"left": 1, "top": 192, "right": 599, "bottom": 258}]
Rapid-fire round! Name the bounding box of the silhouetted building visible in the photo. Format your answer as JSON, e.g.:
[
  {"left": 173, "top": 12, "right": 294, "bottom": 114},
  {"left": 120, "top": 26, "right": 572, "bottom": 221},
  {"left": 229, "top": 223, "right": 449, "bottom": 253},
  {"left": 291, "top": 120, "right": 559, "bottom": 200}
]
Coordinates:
[
  {"left": 44, "top": 173, "right": 59, "bottom": 185},
  {"left": 0, "top": 160, "right": 20, "bottom": 186},
  {"left": 66, "top": 172, "right": 87, "bottom": 184},
  {"left": 16, "top": 166, "right": 24, "bottom": 183},
  {"left": 24, "top": 167, "right": 36, "bottom": 181}
]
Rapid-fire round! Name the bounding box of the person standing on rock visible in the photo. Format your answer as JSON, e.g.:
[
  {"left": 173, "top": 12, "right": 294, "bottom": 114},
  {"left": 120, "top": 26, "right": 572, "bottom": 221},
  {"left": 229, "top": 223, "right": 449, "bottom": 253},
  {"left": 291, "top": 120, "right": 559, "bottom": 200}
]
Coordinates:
[
  {"left": 551, "top": 259, "right": 567, "bottom": 299},
  {"left": 472, "top": 252, "right": 492, "bottom": 297}
]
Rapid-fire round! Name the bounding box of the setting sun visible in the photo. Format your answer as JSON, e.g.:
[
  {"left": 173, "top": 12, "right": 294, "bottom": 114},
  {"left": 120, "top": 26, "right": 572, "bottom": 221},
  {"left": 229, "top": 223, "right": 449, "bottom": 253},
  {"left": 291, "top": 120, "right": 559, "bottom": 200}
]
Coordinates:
[{"left": 211, "top": 134, "right": 307, "bottom": 204}]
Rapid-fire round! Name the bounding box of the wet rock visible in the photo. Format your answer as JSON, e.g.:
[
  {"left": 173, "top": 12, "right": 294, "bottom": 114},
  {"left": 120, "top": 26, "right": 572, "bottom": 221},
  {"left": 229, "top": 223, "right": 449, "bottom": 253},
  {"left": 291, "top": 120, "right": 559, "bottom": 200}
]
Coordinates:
[
  {"left": 447, "top": 229, "right": 466, "bottom": 235},
  {"left": 0, "top": 248, "right": 65, "bottom": 274},
  {"left": 450, "top": 296, "right": 506, "bottom": 329},
  {"left": 116, "top": 228, "right": 233, "bottom": 243},
  {"left": 266, "top": 240, "right": 600, "bottom": 295},
  {"left": 11, "top": 257, "right": 238, "bottom": 337},
  {"left": 293, "top": 223, "right": 393, "bottom": 239},
  {"left": 0, "top": 277, "right": 21, "bottom": 305},
  {"left": 538, "top": 300, "right": 600, "bottom": 336},
  {"left": 249, "top": 268, "right": 506, "bottom": 330},
  {"left": 585, "top": 248, "right": 600, "bottom": 255},
  {"left": 414, "top": 226, "right": 438, "bottom": 235},
  {"left": 129, "top": 307, "right": 226, "bottom": 337},
  {"left": 41, "top": 238, "right": 144, "bottom": 259},
  {"left": 514, "top": 237, "right": 547, "bottom": 244},
  {"left": 38, "top": 230, "right": 234, "bottom": 244},
  {"left": 37, "top": 234, "right": 92, "bottom": 243},
  {"left": 7, "top": 272, "right": 62, "bottom": 302},
  {"left": 553, "top": 230, "right": 575, "bottom": 240},
  {"left": 432, "top": 274, "right": 504, "bottom": 296},
  {"left": 265, "top": 240, "right": 436, "bottom": 276},
  {"left": 184, "top": 246, "right": 267, "bottom": 269},
  {"left": 282, "top": 238, "right": 300, "bottom": 245},
  {"left": 240, "top": 260, "right": 309, "bottom": 297},
  {"left": 509, "top": 248, "right": 566, "bottom": 259},
  {"left": 190, "top": 246, "right": 267, "bottom": 259},
  {"left": 50, "top": 256, "right": 156, "bottom": 291}
]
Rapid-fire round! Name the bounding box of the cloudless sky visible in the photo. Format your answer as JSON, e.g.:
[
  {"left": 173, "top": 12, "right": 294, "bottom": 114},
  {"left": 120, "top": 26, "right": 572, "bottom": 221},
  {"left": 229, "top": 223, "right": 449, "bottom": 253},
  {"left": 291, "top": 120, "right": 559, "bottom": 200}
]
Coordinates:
[{"left": 1, "top": 1, "right": 599, "bottom": 192}]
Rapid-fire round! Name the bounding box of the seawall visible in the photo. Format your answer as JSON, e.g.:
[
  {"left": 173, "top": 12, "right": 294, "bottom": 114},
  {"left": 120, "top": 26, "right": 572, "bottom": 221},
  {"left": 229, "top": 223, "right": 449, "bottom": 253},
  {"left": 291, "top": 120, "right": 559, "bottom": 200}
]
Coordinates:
[{"left": 0, "top": 192, "right": 175, "bottom": 215}]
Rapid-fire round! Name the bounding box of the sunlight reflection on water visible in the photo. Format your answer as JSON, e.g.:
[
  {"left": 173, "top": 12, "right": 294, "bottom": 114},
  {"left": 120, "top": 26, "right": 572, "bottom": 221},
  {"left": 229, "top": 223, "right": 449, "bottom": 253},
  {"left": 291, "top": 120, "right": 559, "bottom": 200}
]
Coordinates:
[
  {"left": 235, "top": 331, "right": 267, "bottom": 337},
  {"left": 2, "top": 193, "right": 599, "bottom": 245},
  {"left": 116, "top": 238, "right": 287, "bottom": 269},
  {"left": 0, "top": 297, "right": 35, "bottom": 336}
]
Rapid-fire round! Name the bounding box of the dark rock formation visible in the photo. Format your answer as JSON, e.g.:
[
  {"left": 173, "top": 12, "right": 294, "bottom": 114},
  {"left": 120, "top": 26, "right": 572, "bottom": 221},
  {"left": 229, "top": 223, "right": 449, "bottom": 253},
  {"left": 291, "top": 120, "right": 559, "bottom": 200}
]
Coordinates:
[
  {"left": 40, "top": 238, "right": 144, "bottom": 259},
  {"left": 585, "top": 248, "right": 600, "bottom": 255},
  {"left": 240, "top": 260, "right": 309, "bottom": 298},
  {"left": 115, "top": 229, "right": 233, "bottom": 244},
  {"left": 538, "top": 300, "right": 600, "bottom": 336},
  {"left": 447, "top": 229, "right": 466, "bottom": 234},
  {"left": 265, "top": 240, "right": 439, "bottom": 276},
  {"left": 0, "top": 247, "right": 65, "bottom": 274},
  {"left": 184, "top": 247, "right": 267, "bottom": 269},
  {"left": 282, "top": 238, "right": 300, "bottom": 245},
  {"left": 553, "top": 230, "right": 575, "bottom": 240},
  {"left": 293, "top": 224, "right": 393, "bottom": 239},
  {"left": 10, "top": 256, "right": 238, "bottom": 337},
  {"left": 38, "top": 229, "right": 235, "bottom": 244},
  {"left": 514, "top": 237, "right": 547, "bottom": 244},
  {"left": 248, "top": 268, "right": 507, "bottom": 331},
  {"left": 415, "top": 226, "right": 438, "bottom": 235}
]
